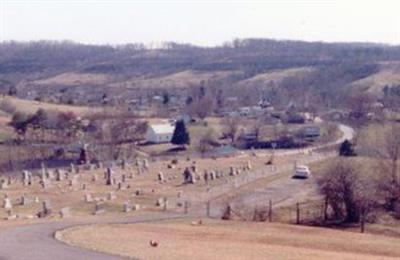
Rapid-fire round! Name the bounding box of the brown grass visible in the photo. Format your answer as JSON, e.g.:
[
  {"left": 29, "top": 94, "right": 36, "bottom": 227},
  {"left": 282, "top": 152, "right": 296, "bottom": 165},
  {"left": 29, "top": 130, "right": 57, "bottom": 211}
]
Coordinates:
[
  {"left": 33, "top": 72, "right": 110, "bottom": 86},
  {"left": 0, "top": 96, "right": 98, "bottom": 116},
  {"left": 58, "top": 219, "right": 400, "bottom": 260}
]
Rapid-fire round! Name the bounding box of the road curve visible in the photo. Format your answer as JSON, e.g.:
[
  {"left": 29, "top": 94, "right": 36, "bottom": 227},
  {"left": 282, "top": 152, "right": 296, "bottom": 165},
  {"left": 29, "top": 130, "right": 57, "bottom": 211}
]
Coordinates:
[{"left": 0, "top": 213, "right": 184, "bottom": 260}]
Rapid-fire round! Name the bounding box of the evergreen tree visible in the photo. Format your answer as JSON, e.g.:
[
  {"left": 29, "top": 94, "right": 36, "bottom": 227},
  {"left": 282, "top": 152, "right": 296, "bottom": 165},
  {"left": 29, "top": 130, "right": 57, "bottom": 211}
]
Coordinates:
[
  {"left": 171, "top": 120, "right": 190, "bottom": 147},
  {"left": 339, "top": 139, "right": 356, "bottom": 156}
]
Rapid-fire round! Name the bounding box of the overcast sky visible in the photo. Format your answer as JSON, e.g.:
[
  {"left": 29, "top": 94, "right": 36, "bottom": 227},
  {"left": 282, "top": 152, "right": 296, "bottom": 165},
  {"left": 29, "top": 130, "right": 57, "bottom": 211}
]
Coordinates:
[{"left": 1, "top": 0, "right": 399, "bottom": 46}]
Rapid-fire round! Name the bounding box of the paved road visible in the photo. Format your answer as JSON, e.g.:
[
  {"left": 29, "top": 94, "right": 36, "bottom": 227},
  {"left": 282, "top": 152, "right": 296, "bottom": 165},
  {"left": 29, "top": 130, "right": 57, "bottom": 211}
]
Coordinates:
[
  {"left": 228, "top": 123, "right": 355, "bottom": 214},
  {"left": 0, "top": 124, "right": 355, "bottom": 260},
  {"left": 0, "top": 213, "right": 184, "bottom": 260}
]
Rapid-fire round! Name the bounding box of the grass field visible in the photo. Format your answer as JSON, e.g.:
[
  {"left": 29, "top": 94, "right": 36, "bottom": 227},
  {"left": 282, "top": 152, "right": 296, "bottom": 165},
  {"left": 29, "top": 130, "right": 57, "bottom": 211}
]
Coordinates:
[
  {"left": 57, "top": 218, "right": 400, "bottom": 260},
  {"left": 0, "top": 96, "right": 99, "bottom": 116}
]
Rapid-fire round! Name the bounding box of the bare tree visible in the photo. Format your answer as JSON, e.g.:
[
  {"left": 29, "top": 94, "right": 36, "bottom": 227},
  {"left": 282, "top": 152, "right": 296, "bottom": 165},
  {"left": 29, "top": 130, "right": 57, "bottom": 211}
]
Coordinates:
[
  {"left": 318, "top": 159, "right": 378, "bottom": 223},
  {"left": 198, "top": 128, "right": 218, "bottom": 157},
  {"left": 221, "top": 117, "right": 241, "bottom": 143},
  {"left": 359, "top": 123, "right": 400, "bottom": 209}
]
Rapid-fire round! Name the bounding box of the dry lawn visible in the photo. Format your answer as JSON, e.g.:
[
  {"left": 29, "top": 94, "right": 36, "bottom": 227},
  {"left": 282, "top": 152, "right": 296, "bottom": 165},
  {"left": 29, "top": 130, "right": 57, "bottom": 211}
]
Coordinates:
[
  {"left": 58, "top": 219, "right": 400, "bottom": 260},
  {"left": 349, "top": 62, "right": 400, "bottom": 95},
  {"left": 109, "top": 70, "right": 239, "bottom": 89},
  {"left": 0, "top": 96, "right": 98, "bottom": 116},
  {"left": 33, "top": 72, "right": 110, "bottom": 86},
  {"left": 237, "top": 67, "right": 315, "bottom": 88}
]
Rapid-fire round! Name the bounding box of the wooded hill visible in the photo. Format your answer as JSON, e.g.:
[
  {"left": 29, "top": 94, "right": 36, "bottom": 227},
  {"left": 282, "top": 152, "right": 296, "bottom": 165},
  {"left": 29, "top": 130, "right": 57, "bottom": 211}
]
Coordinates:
[{"left": 1, "top": 39, "right": 400, "bottom": 108}]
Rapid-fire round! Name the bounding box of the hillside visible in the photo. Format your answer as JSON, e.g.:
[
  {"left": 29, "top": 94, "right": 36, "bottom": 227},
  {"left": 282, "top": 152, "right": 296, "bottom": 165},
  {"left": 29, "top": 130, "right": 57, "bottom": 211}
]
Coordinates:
[{"left": 1, "top": 39, "right": 400, "bottom": 108}]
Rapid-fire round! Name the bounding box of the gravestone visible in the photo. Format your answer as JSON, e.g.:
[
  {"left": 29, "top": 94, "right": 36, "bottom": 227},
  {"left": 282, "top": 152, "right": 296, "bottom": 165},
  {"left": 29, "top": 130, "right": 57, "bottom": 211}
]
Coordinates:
[
  {"left": 107, "top": 191, "right": 116, "bottom": 200},
  {"left": 183, "top": 167, "right": 195, "bottom": 184},
  {"left": 177, "top": 191, "right": 183, "bottom": 198},
  {"left": 203, "top": 170, "right": 209, "bottom": 183},
  {"left": 85, "top": 193, "right": 93, "bottom": 203},
  {"left": 135, "top": 157, "right": 140, "bottom": 167},
  {"left": 94, "top": 202, "right": 105, "bottom": 215},
  {"left": 210, "top": 171, "right": 216, "bottom": 180},
  {"left": 69, "top": 176, "right": 78, "bottom": 187},
  {"left": 123, "top": 202, "right": 131, "bottom": 213},
  {"left": 143, "top": 158, "right": 149, "bottom": 170},
  {"left": 70, "top": 163, "right": 77, "bottom": 174},
  {"left": 22, "top": 170, "right": 32, "bottom": 186},
  {"left": 20, "top": 195, "right": 31, "bottom": 206},
  {"left": 156, "top": 198, "right": 164, "bottom": 207},
  {"left": 97, "top": 161, "right": 103, "bottom": 169},
  {"left": 247, "top": 160, "right": 252, "bottom": 170},
  {"left": 105, "top": 167, "right": 114, "bottom": 186},
  {"left": 229, "top": 167, "right": 235, "bottom": 176},
  {"left": 157, "top": 172, "right": 164, "bottom": 183},
  {"left": 47, "top": 169, "right": 54, "bottom": 180},
  {"left": 60, "top": 207, "right": 71, "bottom": 218},
  {"left": 41, "top": 179, "right": 51, "bottom": 189},
  {"left": 3, "top": 197, "right": 12, "bottom": 210},
  {"left": 38, "top": 200, "right": 52, "bottom": 218},
  {"left": 121, "top": 159, "right": 126, "bottom": 170},
  {"left": 55, "top": 169, "right": 64, "bottom": 181},
  {"left": 0, "top": 179, "right": 8, "bottom": 189}
]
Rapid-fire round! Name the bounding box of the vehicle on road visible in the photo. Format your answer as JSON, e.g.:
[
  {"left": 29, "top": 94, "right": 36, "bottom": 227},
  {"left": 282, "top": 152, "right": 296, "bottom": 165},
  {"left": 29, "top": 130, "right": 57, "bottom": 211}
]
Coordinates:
[{"left": 293, "top": 165, "right": 311, "bottom": 179}]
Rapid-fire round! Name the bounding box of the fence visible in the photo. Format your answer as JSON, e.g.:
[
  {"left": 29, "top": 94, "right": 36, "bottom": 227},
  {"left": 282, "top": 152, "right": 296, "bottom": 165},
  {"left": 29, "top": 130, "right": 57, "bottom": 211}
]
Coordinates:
[
  {"left": 178, "top": 150, "right": 337, "bottom": 202},
  {"left": 163, "top": 196, "right": 328, "bottom": 224}
]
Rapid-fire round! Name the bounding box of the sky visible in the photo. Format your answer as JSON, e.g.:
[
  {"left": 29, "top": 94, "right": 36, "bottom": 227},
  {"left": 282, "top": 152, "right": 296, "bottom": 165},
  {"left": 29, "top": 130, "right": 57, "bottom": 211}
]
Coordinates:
[{"left": 1, "top": 0, "right": 400, "bottom": 46}]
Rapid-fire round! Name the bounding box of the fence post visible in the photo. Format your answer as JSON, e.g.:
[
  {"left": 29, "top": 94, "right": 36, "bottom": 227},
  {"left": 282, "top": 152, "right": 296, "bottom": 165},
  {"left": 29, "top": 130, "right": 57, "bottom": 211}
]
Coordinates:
[
  {"left": 324, "top": 197, "right": 328, "bottom": 222},
  {"left": 268, "top": 199, "right": 272, "bottom": 222},
  {"left": 296, "top": 202, "right": 300, "bottom": 224},
  {"left": 163, "top": 197, "right": 168, "bottom": 211},
  {"left": 184, "top": 201, "right": 189, "bottom": 214},
  {"left": 360, "top": 212, "right": 365, "bottom": 233},
  {"left": 206, "top": 201, "right": 210, "bottom": 217}
]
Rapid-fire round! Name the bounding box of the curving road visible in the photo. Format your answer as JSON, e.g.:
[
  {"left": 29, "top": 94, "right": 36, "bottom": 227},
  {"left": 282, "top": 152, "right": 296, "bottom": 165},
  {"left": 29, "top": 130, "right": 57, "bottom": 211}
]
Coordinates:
[
  {"left": 0, "top": 213, "right": 185, "bottom": 260},
  {"left": 0, "top": 124, "right": 355, "bottom": 260}
]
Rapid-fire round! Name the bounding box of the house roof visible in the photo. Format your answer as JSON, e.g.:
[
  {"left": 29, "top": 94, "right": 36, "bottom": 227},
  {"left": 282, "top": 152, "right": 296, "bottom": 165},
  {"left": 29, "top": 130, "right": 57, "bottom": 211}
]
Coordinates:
[{"left": 149, "top": 124, "right": 175, "bottom": 134}]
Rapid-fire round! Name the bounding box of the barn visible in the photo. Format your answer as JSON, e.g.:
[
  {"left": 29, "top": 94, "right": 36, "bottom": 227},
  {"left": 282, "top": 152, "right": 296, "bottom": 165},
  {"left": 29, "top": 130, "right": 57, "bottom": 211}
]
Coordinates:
[{"left": 145, "top": 124, "right": 175, "bottom": 143}]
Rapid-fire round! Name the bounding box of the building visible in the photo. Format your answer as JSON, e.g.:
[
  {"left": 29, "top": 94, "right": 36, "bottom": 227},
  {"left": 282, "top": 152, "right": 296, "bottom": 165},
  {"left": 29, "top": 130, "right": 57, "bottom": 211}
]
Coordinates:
[
  {"left": 145, "top": 124, "right": 175, "bottom": 143},
  {"left": 299, "top": 126, "right": 321, "bottom": 141}
]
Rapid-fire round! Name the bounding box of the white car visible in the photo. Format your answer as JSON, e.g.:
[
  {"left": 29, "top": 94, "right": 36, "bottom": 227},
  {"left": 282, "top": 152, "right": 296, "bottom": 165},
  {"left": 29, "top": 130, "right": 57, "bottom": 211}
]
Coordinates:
[{"left": 293, "top": 165, "right": 311, "bottom": 179}]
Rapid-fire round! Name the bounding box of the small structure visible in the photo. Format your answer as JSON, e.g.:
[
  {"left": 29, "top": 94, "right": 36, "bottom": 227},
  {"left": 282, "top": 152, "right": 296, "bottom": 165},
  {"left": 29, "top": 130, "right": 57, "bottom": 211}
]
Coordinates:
[
  {"left": 299, "top": 126, "right": 320, "bottom": 141},
  {"left": 145, "top": 124, "right": 175, "bottom": 143}
]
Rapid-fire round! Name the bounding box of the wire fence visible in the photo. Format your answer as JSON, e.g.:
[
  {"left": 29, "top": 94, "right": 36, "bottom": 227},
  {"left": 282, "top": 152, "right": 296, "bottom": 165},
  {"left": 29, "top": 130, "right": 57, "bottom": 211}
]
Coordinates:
[{"left": 161, "top": 196, "right": 329, "bottom": 225}]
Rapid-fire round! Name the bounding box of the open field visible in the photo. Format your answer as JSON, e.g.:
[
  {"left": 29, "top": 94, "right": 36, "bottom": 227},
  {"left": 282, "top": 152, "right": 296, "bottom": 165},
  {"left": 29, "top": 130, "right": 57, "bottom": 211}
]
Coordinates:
[
  {"left": 108, "top": 70, "right": 240, "bottom": 89},
  {"left": 350, "top": 62, "right": 400, "bottom": 95},
  {"left": 32, "top": 72, "right": 111, "bottom": 86},
  {"left": 57, "top": 218, "right": 400, "bottom": 260},
  {"left": 237, "top": 67, "right": 315, "bottom": 88},
  {"left": 0, "top": 96, "right": 98, "bottom": 116}
]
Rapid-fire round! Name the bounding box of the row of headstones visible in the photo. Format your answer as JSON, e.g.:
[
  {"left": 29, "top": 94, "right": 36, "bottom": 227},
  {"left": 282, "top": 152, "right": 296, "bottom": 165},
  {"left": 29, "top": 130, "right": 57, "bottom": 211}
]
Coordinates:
[
  {"left": 181, "top": 161, "right": 252, "bottom": 184},
  {"left": 3, "top": 193, "right": 141, "bottom": 219},
  {"left": 2, "top": 195, "right": 62, "bottom": 219},
  {"left": 93, "top": 201, "right": 141, "bottom": 215},
  {"left": 3, "top": 194, "right": 41, "bottom": 210},
  {"left": 21, "top": 169, "right": 88, "bottom": 191},
  {"left": 18, "top": 157, "right": 151, "bottom": 187}
]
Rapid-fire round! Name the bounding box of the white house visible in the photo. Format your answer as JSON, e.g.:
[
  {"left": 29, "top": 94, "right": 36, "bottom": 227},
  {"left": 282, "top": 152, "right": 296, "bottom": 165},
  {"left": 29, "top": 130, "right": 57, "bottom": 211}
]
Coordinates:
[{"left": 145, "top": 124, "right": 175, "bottom": 143}]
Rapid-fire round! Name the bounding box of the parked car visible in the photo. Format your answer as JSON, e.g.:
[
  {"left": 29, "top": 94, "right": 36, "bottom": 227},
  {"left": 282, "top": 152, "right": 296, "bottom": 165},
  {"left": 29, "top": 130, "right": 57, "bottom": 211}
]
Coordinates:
[{"left": 293, "top": 165, "right": 311, "bottom": 179}]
